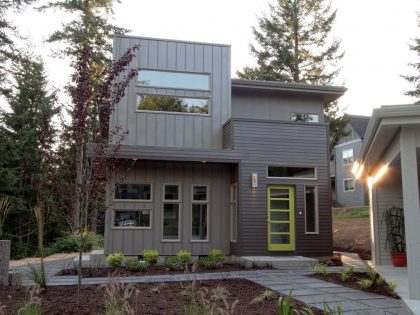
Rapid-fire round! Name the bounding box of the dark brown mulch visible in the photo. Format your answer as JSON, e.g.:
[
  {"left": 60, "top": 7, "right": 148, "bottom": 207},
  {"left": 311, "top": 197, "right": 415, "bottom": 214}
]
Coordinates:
[
  {"left": 0, "top": 279, "right": 323, "bottom": 315},
  {"left": 309, "top": 272, "right": 399, "bottom": 299},
  {"left": 56, "top": 263, "right": 269, "bottom": 278}
]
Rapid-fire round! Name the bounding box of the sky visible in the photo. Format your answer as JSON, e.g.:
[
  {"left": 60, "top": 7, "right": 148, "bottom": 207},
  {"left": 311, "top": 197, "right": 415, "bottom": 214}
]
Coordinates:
[{"left": 7, "top": 0, "right": 420, "bottom": 116}]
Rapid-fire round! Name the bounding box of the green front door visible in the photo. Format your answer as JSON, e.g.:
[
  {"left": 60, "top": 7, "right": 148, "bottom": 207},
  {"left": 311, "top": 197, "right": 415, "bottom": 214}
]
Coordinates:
[{"left": 267, "top": 186, "right": 295, "bottom": 251}]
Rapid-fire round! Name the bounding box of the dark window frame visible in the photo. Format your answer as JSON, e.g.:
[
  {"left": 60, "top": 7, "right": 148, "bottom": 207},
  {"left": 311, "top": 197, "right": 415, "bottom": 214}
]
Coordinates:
[
  {"left": 114, "top": 183, "right": 153, "bottom": 201},
  {"left": 162, "top": 184, "right": 181, "bottom": 242},
  {"left": 304, "top": 186, "right": 319, "bottom": 234},
  {"left": 112, "top": 209, "right": 152, "bottom": 229},
  {"left": 267, "top": 166, "right": 317, "bottom": 180},
  {"left": 191, "top": 184, "right": 209, "bottom": 242}
]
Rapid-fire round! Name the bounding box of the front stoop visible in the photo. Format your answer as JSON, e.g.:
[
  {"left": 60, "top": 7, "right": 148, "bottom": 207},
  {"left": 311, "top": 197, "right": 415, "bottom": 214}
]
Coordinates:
[{"left": 237, "top": 256, "right": 318, "bottom": 269}]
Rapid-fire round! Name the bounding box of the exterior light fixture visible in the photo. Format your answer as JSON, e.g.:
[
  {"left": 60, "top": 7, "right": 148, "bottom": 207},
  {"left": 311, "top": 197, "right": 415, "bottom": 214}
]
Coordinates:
[
  {"left": 352, "top": 162, "right": 359, "bottom": 175},
  {"left": 367, "top": 164, "right": 389, "bottom": 187},
  {"left": 251, "top": 172, "right": 258, "bottom": 188}
]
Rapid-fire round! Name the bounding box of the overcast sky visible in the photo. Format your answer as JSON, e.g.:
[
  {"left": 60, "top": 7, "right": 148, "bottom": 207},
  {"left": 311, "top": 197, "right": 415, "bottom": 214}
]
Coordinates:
[{"left": 7, "top": 0, "right": 420, "bottom": 116}]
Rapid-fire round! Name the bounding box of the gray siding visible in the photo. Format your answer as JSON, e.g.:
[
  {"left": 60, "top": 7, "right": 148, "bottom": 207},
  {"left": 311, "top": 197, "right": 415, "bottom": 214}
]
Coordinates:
[
  {"left": 111, "top": 36, "right": 231, "bottom": 149},
  {"left": 231, "top": 92, "right": 324, "bottom": 123},
  {"left": 105, "top": 161, "right": 231, "bottom": 255}
]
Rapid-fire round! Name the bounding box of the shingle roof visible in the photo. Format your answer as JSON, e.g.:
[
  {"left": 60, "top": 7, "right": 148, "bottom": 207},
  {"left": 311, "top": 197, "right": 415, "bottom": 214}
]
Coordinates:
[{"left": 346, "top": 114, "right": 371, "bottom": 140}]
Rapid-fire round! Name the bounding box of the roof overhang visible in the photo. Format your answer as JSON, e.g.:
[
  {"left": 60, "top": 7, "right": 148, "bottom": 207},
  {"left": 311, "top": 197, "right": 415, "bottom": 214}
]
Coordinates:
[{"left": 231, "top": 79, "right": 346, "bottom": 104}]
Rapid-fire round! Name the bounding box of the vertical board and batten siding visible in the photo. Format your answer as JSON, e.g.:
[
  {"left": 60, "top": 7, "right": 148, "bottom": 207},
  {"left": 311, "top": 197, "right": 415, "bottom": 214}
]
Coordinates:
[
  {"left": 105, "top": 161, "right": 231, "bottom": 256},
  {"left": 225, "top": 119, "right": 332, "bottom": 256},
  {"left": 111, "top": 36, "right": 231, "bottom": 149}
]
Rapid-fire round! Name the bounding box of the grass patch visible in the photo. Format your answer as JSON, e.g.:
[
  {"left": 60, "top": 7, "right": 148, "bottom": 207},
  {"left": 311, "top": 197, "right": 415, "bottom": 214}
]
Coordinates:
[{"left": 333, "top": 208, "right": 369, "bottom": 220}]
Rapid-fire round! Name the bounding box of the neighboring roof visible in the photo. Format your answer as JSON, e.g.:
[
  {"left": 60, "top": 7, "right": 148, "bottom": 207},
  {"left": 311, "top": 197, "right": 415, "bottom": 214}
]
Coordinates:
[
  {"left": 231, "top": 79, "right": 346, "bottom": 104},
  {"left": 346, "top": 114, "right": 371, "bottom": 139}
]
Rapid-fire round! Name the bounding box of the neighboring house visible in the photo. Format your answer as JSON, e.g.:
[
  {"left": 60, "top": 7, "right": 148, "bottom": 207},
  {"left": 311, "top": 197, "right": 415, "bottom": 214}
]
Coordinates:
[
  {"left": 354, "top": 104, "right": 420, "bottom": 300},
  {"left": 102, "top": 35, "right": 346, "bottom": 258},
  {"left": 331, "top": 114, "right": 370, "bottom": 207}
]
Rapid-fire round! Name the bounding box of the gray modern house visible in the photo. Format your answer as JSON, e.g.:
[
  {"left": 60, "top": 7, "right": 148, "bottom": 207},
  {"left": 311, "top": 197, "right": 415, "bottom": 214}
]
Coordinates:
[
  {"left": 104, "top": 35, "right": 346, "bottom": 258},
  {"left": 331, "top": 115, "right": 370, "bottom": 207}
]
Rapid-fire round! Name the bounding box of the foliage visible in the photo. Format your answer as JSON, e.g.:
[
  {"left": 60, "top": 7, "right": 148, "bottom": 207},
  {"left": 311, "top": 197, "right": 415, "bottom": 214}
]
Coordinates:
[
  {"left": 177, "top": 250, "right": 192, "bottom": 265},
  {"left": 388, "top": 280, "right": 398, "bottom": 294},
  {"left": 382, "top": 206, "right": 405, "bottom": 253},
  {"left": 199, "top": 256, "right": 218, "bottom": 270},
  {"left": 104, "top": 271, "right": 138, "bottom": 315},
  {"left": 52, "top": 231, "right": 103, "bottom": 253},
  {"left": 278, "top": 290, "right": 297, "bottom": 315},
  {"left": 365, "top": 265, "right": 378, "bottom": 281},
  {"left": 26, "top": 262, "right": 47, "bottom": 289},
  {"left": 402, "top": 12, "right": 420, "bottom": 101},
  {"left": 376, "top": 275, "right": 385, "bottom": 285},
  {"left": 143, "top": 249, "right": 159, "bottom": 265},
  {"left": 346, "top": 265, "right": 354, "bottom": 274},
  {"left": 138, "top": 95, "right": 208, "bottom": 114},
  {"left": 124, "top": 258, "right": 147, "bottom": 272},
  {"left": 106, "top": 252, "right": 124, "bottom": 268},
  {"left": 357, "top": 278, "right": 373, "bottom": 289},
  {"left": 313, "top": 263, "right": 329, "bottom": 276},
  {"left": 208, "top": 249, "right": 224, "bottom": 263},
  {"left": 150, "top": 283, "right": 168, "bottom": 294},
  {"left": 250, "top": 290, "right": 276, "bottom": 305},
  {"left": 332, "top": 208, "right": 369, "bottom": 220},
  {"left": 0, "top": 197, "right": 11, "bottom": 237},
  {"left": 339, "top": 269, "right": 350, "bottom": 282},
  {"left": 16, "top": 286, "right": 43, "bottom": 315},
  {"left": 323, "top": 302, "right": 344, "bottom": 315},
  {"left": 164, "top": 256, "right": 185, "bottom": 271}
]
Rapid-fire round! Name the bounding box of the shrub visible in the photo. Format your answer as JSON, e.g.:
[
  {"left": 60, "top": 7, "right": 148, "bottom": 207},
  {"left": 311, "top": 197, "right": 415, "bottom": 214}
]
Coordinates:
[
  {"left": 339, "top": 269, "right": 350, "bottom": 282},
  {"left": 199, "top": 256, "right": 218, "bottom": 269},
  {"left": 143, "top": 249, "right": 159, "bottom": 265},
  {"left": 357, "top": 278, "right": 373, "bottom": 289},
  {"left": 164, "top": 256, "right": 184, "bottom": 271},
  {"left": 106, "top": 252, "right": 124, "bottom": 268},
  {"left": 313, "top": 263, "right": 328, "bottom": 276},
  {"left": 208, "top": 249, "right": 224, "bottom": 263},
  {"left": 176, "top": 250, "right": 192, "bottom": 265},
  {"left": 365, "top": 265, "right": 378, "bottom": 281},
  {"left": 376, "top": 275, "right": 385, "bottom": 285},
  {"left": 278, "top": 290, "right": 294, "bottom": 314},
  {"left": 52, "top": 232, "right": 103, "bottom": 253},
  {"left": 346, "top": 265, "right": 354, "bottom": 274},
  {"left": 250, "top": 290, "right": 275, "bottom": 305},
  {"left": 26, "top": 262, "right": 47, "bottom": 289},
  {"left": 104, "top": 271, "right": 136, "bottom": 315},
  {"left": 17, "top": 286, "right": 43, "bottom": 315},
  {"left": 388, "top": 280, "right": 398, "bottom": 294},
  {"left": 125, "top": 258, "right": 147, "bottom": 272}
]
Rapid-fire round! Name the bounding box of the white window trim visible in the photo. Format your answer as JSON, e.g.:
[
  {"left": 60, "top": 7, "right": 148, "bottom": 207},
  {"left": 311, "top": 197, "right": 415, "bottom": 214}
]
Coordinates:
[
  {"left": 161, "top": 183, "right": 181, "bottom": 242},
  {"left": 191, "top": 184, "right": 210, "bottom": 242},
  {"left": 113, "top": 182, "right": 153, "bottom": 202},
  {"left": 342, "top": 148, "right": 354, "bottom": 166},
  {"left": 343, "top": 178, "right": 355, "bottom": 192},
  {"left": 230, "top": 183, "right": 238, "bottom": 243},
  {"left": 304, "top": 186, "right": 319, "bottom": 234},
  {"left": 266, "top": 165, "right": 318, "bottom": 180},
  {"left": 112, "top": 209, "right": 152, "bottom": 230},
  {"left": 290, "top": 112, "right": 320, "bottom": 123}
]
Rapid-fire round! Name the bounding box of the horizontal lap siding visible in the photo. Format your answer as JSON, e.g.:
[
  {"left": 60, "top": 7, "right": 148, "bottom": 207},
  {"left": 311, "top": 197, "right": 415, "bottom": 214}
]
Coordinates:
[{"left": 230, "top": 120, "right": 332, "bottom": 256}]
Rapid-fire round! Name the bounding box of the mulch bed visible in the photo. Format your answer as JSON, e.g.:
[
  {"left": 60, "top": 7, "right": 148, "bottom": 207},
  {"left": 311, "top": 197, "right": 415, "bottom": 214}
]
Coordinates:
[
  {"left": 56, "top": 263, "right": 268, "bottom": 278},
  {"left": 309, "top": 272, "right": 399, "bottom": 299},
  {"left": 0, "top": 279, "right": 323, "bottom": 315}
]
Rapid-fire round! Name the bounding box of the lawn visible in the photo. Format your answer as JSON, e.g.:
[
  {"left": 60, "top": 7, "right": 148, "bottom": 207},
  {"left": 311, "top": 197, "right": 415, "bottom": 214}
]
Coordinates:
[{"left": 332, "top": 207, "right": 370, "bottom": 220}]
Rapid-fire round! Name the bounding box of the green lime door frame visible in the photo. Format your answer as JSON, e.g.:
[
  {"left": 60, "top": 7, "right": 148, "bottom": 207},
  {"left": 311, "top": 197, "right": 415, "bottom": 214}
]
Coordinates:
[{"left": 267, "top": 185, "right": 295, "bottom": 251}]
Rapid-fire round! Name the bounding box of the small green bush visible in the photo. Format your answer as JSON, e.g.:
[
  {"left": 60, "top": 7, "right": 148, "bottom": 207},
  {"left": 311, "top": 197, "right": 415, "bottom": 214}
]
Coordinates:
[
  {"left": 339, "top": 269, "right": 350, "bottom": 282},
  {"left": 143, "top": 249, "right": 159, "bottom": 265},
  {"left": 313, "top": 263, "right": 329, "bottom": 276},
  {"left": 52, "top": 232, "right": 103, "bottom": 253},
  {"left": 199, "top": 256, "right": 218, "bottom": 269},
  {"left": 250, "top": 290, "right": 276, "bottom": 305},
  {"left": 208, "top": 249, "right": 224, "bottom": 263},
  {"left": 388, "top": 280, "right": 398, "bottom": 294},
  {"left": 346, "top": 265, "right": 354, "bottom": 274},
  {"left": 125, "top": 258, "right": 147, "bottom": 272},
  {"left": 376, "top": 275, "right": 385, "bottom": 285},
  {"left": 106, "top": 252, "right": 124, "bottom": 268},
  {"left": 357, "top": 278, "right": 373, "bottom": 289},
  {"left": 164, "top": 256, "right": 184, "bottom": 271},
  {"left": 176, "top": 250, "right": 192, "bottom": 265},
  {"left": 365, "top": 265, "right": 378, "bottom": 281}
]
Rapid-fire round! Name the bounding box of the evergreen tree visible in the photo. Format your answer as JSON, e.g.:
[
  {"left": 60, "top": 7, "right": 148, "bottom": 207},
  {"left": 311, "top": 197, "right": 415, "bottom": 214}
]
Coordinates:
[
  {"left": 238, "top": 0, "right": 348, "bottom": 148},
  {"left": 402, "top": 12, "right": 420, "bottom": 102}
]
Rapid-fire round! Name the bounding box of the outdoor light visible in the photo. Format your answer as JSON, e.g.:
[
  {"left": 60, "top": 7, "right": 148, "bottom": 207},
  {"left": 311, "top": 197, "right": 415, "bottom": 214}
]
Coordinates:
[
  {"left": 367, "top": 164, "right": 389, "bottom": 187},
  {"left": 352, "top": 162, "right": 359, "bottom": 175},
  {"left": 355, "top": 164, "right": 364, "bottom": 179},
  {"left": 251, "top": 172, "right": 258, "bottom": 188}
]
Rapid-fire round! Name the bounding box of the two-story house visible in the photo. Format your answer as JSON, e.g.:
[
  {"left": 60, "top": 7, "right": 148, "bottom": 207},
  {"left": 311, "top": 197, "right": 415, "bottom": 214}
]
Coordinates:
[
  {"left": 103, "top": 35, "right": 346, "bottom": 258},
  {"left": 331, "top": 114, "right": 370, "bottom": 207}
]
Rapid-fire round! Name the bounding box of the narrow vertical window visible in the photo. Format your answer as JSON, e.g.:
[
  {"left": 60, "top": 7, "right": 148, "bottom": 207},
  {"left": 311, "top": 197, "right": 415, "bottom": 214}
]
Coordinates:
[
  {"left": 162, "top": 184, "right": 180, "bottom": 241},
  {"left": 230, "top": 183, "right": 238, "bottom": 242},
  {"left": 191, "top": 185, "right": 208, "bottom": 241},
  {"left": 305, "top": 186, "right": 318, "bottom": 233}
]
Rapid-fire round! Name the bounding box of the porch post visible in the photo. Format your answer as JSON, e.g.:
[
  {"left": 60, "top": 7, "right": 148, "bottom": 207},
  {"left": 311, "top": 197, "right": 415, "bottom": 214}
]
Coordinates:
[{"left": 400, "top": 126, "right": 420, "bottom": 299}]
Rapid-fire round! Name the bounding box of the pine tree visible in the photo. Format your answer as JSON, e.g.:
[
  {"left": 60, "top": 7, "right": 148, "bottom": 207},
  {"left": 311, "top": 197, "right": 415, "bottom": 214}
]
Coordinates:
[
  {"left": 238, "top": 0, "right": 348, "bottom": 148},
  {"left": 402, "top": 12, "right": 420, "bottom": 102}
]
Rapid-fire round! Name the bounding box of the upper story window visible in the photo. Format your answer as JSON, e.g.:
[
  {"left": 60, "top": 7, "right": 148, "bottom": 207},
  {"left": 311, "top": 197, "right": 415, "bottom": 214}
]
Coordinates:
[
  {"left": 138, "top": 70, "right": 210, "bottom": 90},
  {"left": 114, "top": 183, "right": 152, "bottom": 201},
  {"left": 342, "top": 148, "right": 354, "bottom": 165},
  {"left": 267, "top": 166, "right": 316, "bottom": 179},
  {"left": 291, "top": 113, "right": 319, "bottom": 123},
  {"left": 137, "top": 95, "right": 209, "bottom": 114}
]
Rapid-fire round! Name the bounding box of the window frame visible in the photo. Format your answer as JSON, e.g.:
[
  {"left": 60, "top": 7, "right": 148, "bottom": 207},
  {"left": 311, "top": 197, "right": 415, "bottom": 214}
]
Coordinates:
[
  {"left": 113, "top": 182, "right": 153, "bottom": 202},
  {"left": 290, "top": 112, "right": 320, "bottom": 123},
  {"left": 343, "top": 178, "right": 355, "bottom": 192},
  {"left": 304, "top": 185, "right": 319, "bottom": 234},
  {"left": 190, "top": 184, "right": 210, "bottom": 242},
  {"left": 161, "top": 183, "right": 182, "bottom": 242},
  {"left": 112, "top": 209, "right": 152, "bottom": 230},
  {"left": 230, "top": 182, "right": 238, "bottom": 243},
  {"left": 342, "top": 148, "right": 354, "bottom": 166},
  {"left": 266, "top": 165, "right": 317, "bottom": 180}
]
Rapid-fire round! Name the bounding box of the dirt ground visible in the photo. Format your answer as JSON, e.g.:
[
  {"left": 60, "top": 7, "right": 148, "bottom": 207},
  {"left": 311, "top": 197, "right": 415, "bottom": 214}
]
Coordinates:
[{"left": 333, "top": 217, "right": 372, "bottom": 260}]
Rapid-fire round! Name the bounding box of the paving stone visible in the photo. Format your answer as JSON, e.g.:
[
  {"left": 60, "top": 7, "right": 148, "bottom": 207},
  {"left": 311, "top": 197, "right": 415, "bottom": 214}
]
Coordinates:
[
  {"left": 265, "top": 283, "right": 307, "bottom": 291},
  {"left": 304, "top": 281, "right": 341, "bottom": 289},
  {"left": 292, "top": 277, "right": 326, "bottom": 284},
  {"left": 319, "top": 286, "right": 362, "bottom": 294},
  {"left": 312, "top": 300, "right": 372, "bottom": 312},
  {"left": 384, "top": 307, "right": 415, "bottom": 315},
  {"left": 278, "top": 288, "right": 322, "bottom": 296},
  {"left": 297, "top": 293, "right": 347, "bottom": 304},
  {"left": 360, "top": 298, "right": 405, "bottom": 309},
  {"left": 336, "top": 291, "right": 389, "bottom": 301}
]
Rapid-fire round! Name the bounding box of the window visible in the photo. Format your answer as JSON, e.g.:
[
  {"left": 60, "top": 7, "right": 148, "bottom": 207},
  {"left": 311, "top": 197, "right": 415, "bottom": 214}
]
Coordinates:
[
  {"left": 291, "top": 113, "right": 319, "bottom": 123},
  {"left": 342, "top": 148, "right": 354, "bottom": 165},
  {"left": 137, "top": 95, "right": 209, "bottom": 114},
  {"left": 138, "top": 70, "right": 210, "bottom": 90},
  {"left": 114, "top": 183, "right": 152, "bottom": 201},
  {"left": 230, "top": 183, "right": 238, "bottom": 242},
  {"left": 191, "top": 185, "right": 208, "bottom": 241},
  {"left": 162, "top": 184, "right": 180, "bottom": 241},
  {"left": 267, "top": 166, "right": 316, "bottom": 179},
  {"left": 344, "top": 178, "right": 355, "bottom": 192},
  {"left": 113, "top": 210, "right": 151, "bottom": 228},
  {"left": 305, "top": 186, "right": 318, "bottom": 233}
]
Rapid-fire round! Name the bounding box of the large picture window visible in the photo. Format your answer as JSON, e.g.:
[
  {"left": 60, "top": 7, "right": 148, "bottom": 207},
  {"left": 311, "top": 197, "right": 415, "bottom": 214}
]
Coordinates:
[
  {"left": 267, "top": 166, "right": 316, "bottom": 179},
  {"left": 114, "top": 183, "right": 152, "bottom": 201},
  {"left": 138, "top": 70, "right": 210, "bottom": 90},
  {"left": 191, "top": 185, "right": 208, "bottom": 241},
  {"left": 113, "top": 210, "right": 151, "bottom": 228},
  {"left": 305, "top": 186, "right": 318, "bottom": 233},
  {"left": 230, "top": 183, "right": 238, "bottom": 242},
  {"left": 342, "top": 148, "right": 354, "bottom": 165},
  {"left": 137, "top": 95, "right": 209, "bottom": 114},
  {"left": 162, "top": 184, "right": 180, "bottom": 241},
  {"left": 291, "top": 113, "right": 319, "bottom": 123}
]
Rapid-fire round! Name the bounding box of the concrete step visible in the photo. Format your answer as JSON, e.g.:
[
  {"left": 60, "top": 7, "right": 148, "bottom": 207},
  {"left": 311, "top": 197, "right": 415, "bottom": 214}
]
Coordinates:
[{"left": 239, "top": 256, "right": 318, "bottom": 269}]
